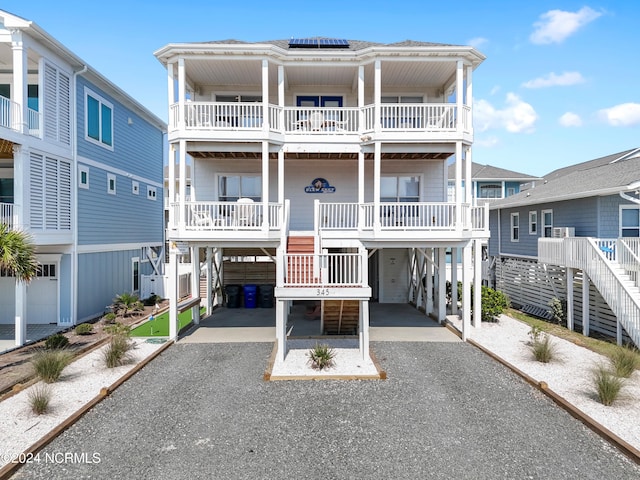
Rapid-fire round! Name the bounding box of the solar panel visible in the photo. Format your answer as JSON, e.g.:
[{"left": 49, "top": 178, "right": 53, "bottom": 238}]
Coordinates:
[{"left": 289, "top": 38, "right": 349, "bottom": 48}]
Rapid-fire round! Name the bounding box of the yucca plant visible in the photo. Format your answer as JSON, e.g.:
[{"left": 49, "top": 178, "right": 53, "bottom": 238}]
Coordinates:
[
  {"left": 31, "top": 349, "right": 73, "bottom": 383},
  {"left": 608, "top": 345, "right": 640, "bottom": 378},
  {"left": 593, "top": 364, "right": 624, "bottom": 406},
  {"left": 28, "top": 384, "right": 52, "bottom": 415},
  {"left": 307, "top": 343, "right": 336, "bottom": 370}
]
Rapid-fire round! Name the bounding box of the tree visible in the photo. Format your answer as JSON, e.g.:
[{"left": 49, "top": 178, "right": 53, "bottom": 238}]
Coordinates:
[{"left": 0, "top": 224, "right": 37, "bottom": 282}]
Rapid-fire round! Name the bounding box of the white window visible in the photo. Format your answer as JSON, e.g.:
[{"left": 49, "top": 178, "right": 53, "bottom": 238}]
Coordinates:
[
  {"left": 507, "top": 187, "right": 516, "bottom": 196},
  {"left": 620, "top": 206, "right": 640, "bottom": 237},
  {"left": 79, "top": 165, "right": 89, "bottom": 189},
  {"left": 542, "top": 209, "right": 553, "bottom": 238},
  {"left": 107, "top": 173, "right": 116, "bottom": 194},
  {"left": 479, "top": 184, "right": 502, "bottom": 199},
  {"left": 529, "top": 211, "right": 537, "bottom": 235},
  {"left": 511, "top": 213, "right": 520, "bottom": 241},
  {"left": 147, "top": 186, "right": 157, "bottom": 200},
  {"left": 218, "top": 175, "right": 261, "bottom": 202},
  {"left": 132, "top": 181, "right": 139, "bottom": 195},
  {"left": 85, "top": 87, "right": 114, "bottom": 150}
]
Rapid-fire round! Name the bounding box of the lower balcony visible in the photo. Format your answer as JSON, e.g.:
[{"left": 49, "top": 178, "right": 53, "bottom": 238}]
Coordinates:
[{"left": 1, "top": 202, "right": 14, "bottom": 230}]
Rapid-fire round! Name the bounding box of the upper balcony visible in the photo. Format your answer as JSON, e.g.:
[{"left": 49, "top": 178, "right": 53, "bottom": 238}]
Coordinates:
[
  {"left": 169, "top": 101, "right": 469, "bottom": 143},
  {"left": 0, "top": 95, "right": 41, "bottom": 139}
]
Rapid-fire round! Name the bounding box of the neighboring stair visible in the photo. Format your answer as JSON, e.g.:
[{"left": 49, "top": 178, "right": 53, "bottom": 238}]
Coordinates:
[{"left": 322, "top": 300, "right": 359, "bottom": 335}]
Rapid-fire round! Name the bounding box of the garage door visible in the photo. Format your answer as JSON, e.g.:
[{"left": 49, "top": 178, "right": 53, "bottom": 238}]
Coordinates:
[{"left": 27, "top": 263, "right": 58, "bottom": 324}]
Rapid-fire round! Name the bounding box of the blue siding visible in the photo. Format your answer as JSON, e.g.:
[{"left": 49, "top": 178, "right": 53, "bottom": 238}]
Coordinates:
[
  {"left": 77, "top": 249, "right": 146, "bottom": 321},
  {"left": 75, "top": 76, "right": 164, "bottom": 246},
  {"left": 60, "top": 254, "right": 72, "bottom": 323},
  {"left": 505, "top": 181, "right": 521, "bottom": 196}
]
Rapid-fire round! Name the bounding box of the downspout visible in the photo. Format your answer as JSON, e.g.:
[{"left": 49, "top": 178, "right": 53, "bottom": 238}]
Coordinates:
[
  {"left": 619, "top": 191, "right": 640, "bottom": 205},
  {"left": 71, "top": 64, "right": 88, "bottom": 325}
]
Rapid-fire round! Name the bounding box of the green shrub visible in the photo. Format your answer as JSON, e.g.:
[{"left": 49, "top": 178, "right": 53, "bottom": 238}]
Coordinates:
[
  {"left": 75, "top": 323, "right": 94, "bottom": 335},
  {"left": 103, "top": 334, "right": 134, "bottom": 368},
  {"left": 142, "top": 294, "right": 162, "bottom": 306},
  {"left": 103, "top": 312, "right": 117, "bottom": 324},
  {"left": 31, "top": 349, "right": 73, "bottom": 383},
  {"left": 44, "top": 333, "right": 69, "bottom": 350},
  {"left": 104, "top": 322, "right": 131, "bottom": 336},
  {"left": 28, "top": 384, "right": 52, "bottom": 415},
  {"left": 548, "top": 297, "right": 566, "bottom": 326},
  {"left": 609, "top": 345, "right": 640, "bottom": 378},
  {"left": 111, "top": 292, "right": 144, "bottom": 317},
  {"left": 593, "top": 364, "right": 624, "bottom": 406},
  {"left": 481, "top": 286, "right": 509, "bottom": 322},
  {"left": 307, "top": 343, "right": 336, "bottom": 370}
]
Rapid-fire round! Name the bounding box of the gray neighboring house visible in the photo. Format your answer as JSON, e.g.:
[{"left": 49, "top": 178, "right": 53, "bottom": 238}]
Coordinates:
[{"left": 487, "top": 148, "right": 640, "bottom": 347}]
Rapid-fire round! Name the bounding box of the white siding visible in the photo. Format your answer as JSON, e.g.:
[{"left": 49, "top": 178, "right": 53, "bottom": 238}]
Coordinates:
[{"left": 379, "top": 248, "right": 409, "bottom": 303}]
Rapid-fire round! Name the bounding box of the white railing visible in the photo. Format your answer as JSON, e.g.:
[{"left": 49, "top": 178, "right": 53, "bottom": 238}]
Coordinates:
[
  {"left": 539, "top": 237, "right": 640, "bottom": 346},
  {"left": 283, "top": 107, "right": 359, "bottom": 133},
  {"left": 618, "top": 238, "right": 640, "bottom": 289},
  {"left": 316, "top": 201, "right": 489, "bottom": 232},
  {"left": 174, "top": 201, "right": 283, "bottom": 231},
  {"left": 284, "top": 253, "right": 363, "bottom": 287},
  {"left": 0, "top": 95, "right": 21, "bottom": 132},
  {"left": 1, "top": 202, "right": 14, "bottom": 229},
  {"left": 28, "top": 108, "right": 41, "bottom": 137},
  {"left": 170, "top": 102, "right": 468, "bottom": 135}
]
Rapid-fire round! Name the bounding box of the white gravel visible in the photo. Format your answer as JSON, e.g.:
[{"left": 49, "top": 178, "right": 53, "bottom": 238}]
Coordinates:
[
  {"left": 270, "top": 339, "right": 379, "bottom": 378},
  {"left": 0, "top": 339, "right": 165, "bottom": 468},
  {"left": 459, "top": 314, "right": 640, "bottom": 450}
]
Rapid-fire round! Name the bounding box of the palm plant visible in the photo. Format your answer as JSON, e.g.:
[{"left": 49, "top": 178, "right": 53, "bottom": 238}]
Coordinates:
[
  {"left": 111, "top": 292, "right": 144, "bottom": 318},
  {"left": 0, "top": 224, "right": 38, "bottom": 282}
]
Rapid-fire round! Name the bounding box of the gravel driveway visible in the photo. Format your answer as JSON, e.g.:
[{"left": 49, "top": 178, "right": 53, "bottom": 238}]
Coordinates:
[{"left": 13, "top": 342, "right": 640, "bottom": 479}]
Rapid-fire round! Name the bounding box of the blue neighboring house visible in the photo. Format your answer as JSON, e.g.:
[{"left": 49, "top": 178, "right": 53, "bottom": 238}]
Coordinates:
[
  {"left": 487, "top": 148, "right": 640, "bottom": 347},
  {"left": 0, "top": 10, "right": 166, "bottom": 347}
]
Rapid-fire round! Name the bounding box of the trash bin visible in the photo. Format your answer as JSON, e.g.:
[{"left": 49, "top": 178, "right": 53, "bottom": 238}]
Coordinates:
[
  {"left": 257, "top": 284, "right": 274, "bottom": 308},
  {"left": 243, "top": 284, "right": 258, "bottom": 308},
  {"left": 225, "top": 284, "right": 241, "bottom": 308}
]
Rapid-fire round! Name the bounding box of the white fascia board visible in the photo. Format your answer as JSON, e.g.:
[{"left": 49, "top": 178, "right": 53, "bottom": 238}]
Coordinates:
[{"left": 77, "top": 156, "right": 163, "bottom": 188}]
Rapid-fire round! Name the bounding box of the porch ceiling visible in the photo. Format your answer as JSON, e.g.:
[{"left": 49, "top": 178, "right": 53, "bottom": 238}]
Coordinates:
[
  {"left": 0, "top": 138, "right": 15, "bottom": 159},
  {"left": 187, "top": 151, "right": 452, "bottom": 160}
]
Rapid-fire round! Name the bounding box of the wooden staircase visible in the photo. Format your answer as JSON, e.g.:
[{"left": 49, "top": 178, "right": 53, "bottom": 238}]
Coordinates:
[
  {"left": 322, "top": 300, "right": 360, "bottom": 335},
  {"left": 286, "top": 236, "right": 315, "bottom": 284}
]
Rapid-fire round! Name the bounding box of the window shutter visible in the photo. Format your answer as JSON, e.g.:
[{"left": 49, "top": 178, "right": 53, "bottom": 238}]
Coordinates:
[
  {"left": 43, "top": 63, "right": 58, "bottom": 142},
  {"left": 58, "top": 72, "right": 71, "bottom": 145},
  {"left": 29, "top": 153, "right": 44, "bottom": 229},
  {"left": 59, "top": 160, "right": 71, "bottom": 230},
  {"left": 45, "top": 158, "right": 59, "bottom": 229}
]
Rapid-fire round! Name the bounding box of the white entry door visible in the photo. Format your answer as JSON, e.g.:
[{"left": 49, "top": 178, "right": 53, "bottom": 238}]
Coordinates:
[{"left": 27, "top": 263, "right": 58, "bottom": 324}]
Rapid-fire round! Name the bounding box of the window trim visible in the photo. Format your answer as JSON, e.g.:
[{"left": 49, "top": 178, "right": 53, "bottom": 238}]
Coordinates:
[
  {"left": 147, "top": 185, "right": 157, "bottom": 200},
  {"left": 84, "top": 87, "right": 114, "bottom": 151},
  {"left": 132, "top": 257, "right": 140, "bottom": 293},
  {"left": 380, "top": 174, "right": 422, "bottom": 202},
  {"left": 132, "top": 181, "right": 139, "bottom": 195},
  {"left": 528, "top": 211, "right": 537, "bottom": 235},
  {"left": 620, "top": 205, "right": 640, "bottom": 237},
  {"left": 542, "top": 209, "right": 553, "bottom": 238},
  {"left": 107, "top": 173, "right": 116, "bottom": 195},
  {"left": 510, "top": 212, "right": 520, "bottom": 242},
  {"left": 78, "top": 165, "right": 89, "bottom": 189},
  {"left": 217, "top": 174, "right": 262, "bottom": 202}
]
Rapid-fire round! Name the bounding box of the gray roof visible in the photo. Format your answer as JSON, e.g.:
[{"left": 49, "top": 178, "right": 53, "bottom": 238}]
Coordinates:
[
  {"left": 448, "top": 162, "right": 542, "bottom": 181},
  {"left": 200, "top": 38, "right": 459, "bottom": 51},
  {"left": 490, "top": 148, "right": 640, "bottom": 209}
]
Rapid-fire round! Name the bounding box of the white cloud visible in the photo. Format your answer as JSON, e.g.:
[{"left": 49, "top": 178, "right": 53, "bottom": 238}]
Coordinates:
[
  {"left": 530, "top": 7, "right": 602, "bottom": 45},
  {"left": 474, "top": 93, "right": 538, "bottom": 134},
  {"left": 598, "top": 103, "right": 640, "bottom": 126},
  {"left": 468, "top": 37, "right": 488, "bottom": 49},
  {"left": 559, "top": 112, "right": 582, "bottom": 127},
  {"left": 522, "top": 71, "right": 585, "bottom": 88},
  {"left": 490, "top": 85, "right": 501, "bottom": 96},
  {"left": 474, "top": 136, "right": 500, "bottom": 148}
]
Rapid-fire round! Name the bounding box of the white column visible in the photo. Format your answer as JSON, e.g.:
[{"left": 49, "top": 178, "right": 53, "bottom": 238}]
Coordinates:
[
  {"left": 358, "top": 65, "right": 365, "bottom": 132},
  {"left": 373, "top": 141, "right": 381, "bottom": 229},
  {"left": 473, "top": 239, "right": 482, "bottom": 328},
  {"left": 277, "top": 148, "right": 284, "bottom": 204},
  {"left": 456, "top": 60, "right": 463, "bottom": 134},
  {"left": 276, "top": 299, "right": 286, "bottom": 362},
  {"left": 360, "top": 300, "right": 370, "bottom": 360},
  {"left": 15, "top": 282, "right": 27, "bottom": 346},
  {"left": 11, "top": 31, "right": 27, "bottom": 133},
  {"left": 455, "top": 142, "right": 462, "bottom": 228},
  {"left": 462, "top": 244, "right": 472, "bottom": 340},
  {"left": 168, "top": 144, "right": 176, "bottom": 229},
  {"left": 179, "top": 140, "right": 187, "bottom": 228},
  {"left": 262, "top": 59, "right": 269, "bottom": 132},
  {"left": 278, "top": 65, "right": 284, "bottom": 132},
  {"left": 191, "top": 246, "right": 200, "bottom": 325},
  {"left": 450, "top": 248, "right": 458, "bottom": 314},
  {"left": 168, "top": 250, "right": 178, "bottom": 340},
  {"left": 262, "top": 140, "right": 269, "bottom": 230},
  {"left": 437, "top": 248, "right": 447, "bottom": 321},
  {"left": 167, "top": 62, "right": 175, "bottom": 126},
  {"left": 582, "top": 274, "right": 590, "bottom": 337},
  {"left": 177, "top": 58, "right": 186, "bottom": 128},
  {"left": 206, "top": 247, "right": 213, "bottom": 316},
  {"left": 466, "top": 64, "right": 473, "bottom": 133},
  {"left": 465, "top": 146, "right": 472, "bottom": 206},
  {"left": 566, "top": 267, "right": 574, "bottom": 331},
  {"left": 374, "top": 60, "right": 381, "bottom": 132},
  {"left": 358, "top": 150, "right": 365, "bottom": 231}
]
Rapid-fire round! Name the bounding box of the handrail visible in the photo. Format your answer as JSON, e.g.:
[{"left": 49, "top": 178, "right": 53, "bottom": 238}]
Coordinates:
[
  {"left": 0, "top": 202, "right": 14, "bottom": 230},
  {"left": 173, "top": 201, "right": 283, "bottom": 231},
  {"left": 284, "top": 252, "right": 363, "bottom": 287}
]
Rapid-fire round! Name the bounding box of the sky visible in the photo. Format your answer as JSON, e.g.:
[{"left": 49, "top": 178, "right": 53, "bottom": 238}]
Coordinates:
[{"left": 3, "top": 0, "right": 639, "bottom": 177}]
